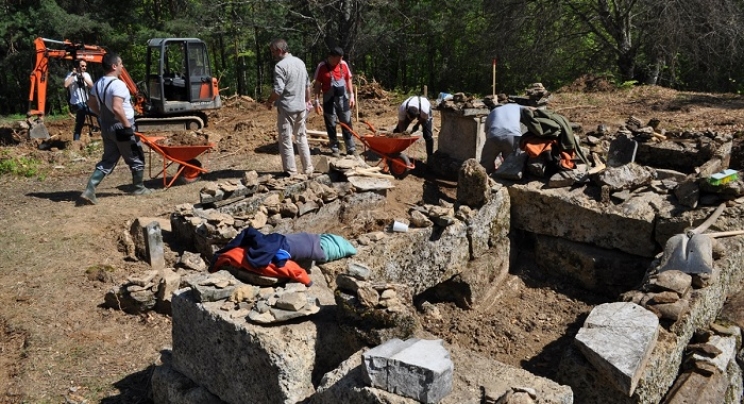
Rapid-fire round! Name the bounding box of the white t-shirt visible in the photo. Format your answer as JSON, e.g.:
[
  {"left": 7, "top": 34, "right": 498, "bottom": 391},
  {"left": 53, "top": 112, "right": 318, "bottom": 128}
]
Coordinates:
[
  {"left": 398, "top": 96, "right": 432, "bottom": 121},
  {"left": 65, "top": 71, "right": 93, "bottom": 105},
  {"left": 91, "top": 77, "right": 134, "bottom": 120},
  {"left": 485, "top": 103, "right": 524, "bottom": 139}
]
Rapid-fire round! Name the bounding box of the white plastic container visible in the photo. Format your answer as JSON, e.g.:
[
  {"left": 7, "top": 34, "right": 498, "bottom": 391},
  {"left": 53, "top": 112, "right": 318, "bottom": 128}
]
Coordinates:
[{"left": 392, "top": 221, "right": 409, "bottom": 232}]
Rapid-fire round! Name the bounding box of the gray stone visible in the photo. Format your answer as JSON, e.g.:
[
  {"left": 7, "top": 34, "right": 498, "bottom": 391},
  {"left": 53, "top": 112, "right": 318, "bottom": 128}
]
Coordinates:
[
  {"left": 607, "top": 135, "right": 638, "bottom": 167},
  {"left": 156, "top": 268, "right": 183, "bottom": 315},
  {"left": 594, "top": 162, "right": 654, "bottom": 191},
  {"left": 362, "top": 338, "right": 453, "bottom": 404},
  {"left": 662, "top": 369, "right": 729, "bottom": 404},
  {"left": 692, "top": 335, "right": 737, "bottom": 373},
  {"left": 546, "top": 171, "right": 575, "bottom": 188},
  {"left": 647, "top": 270, "right": 692, "bottom": 295},
  {"left": 574, "top": 302, "right": 659, "bottom": 396},
  {"left": 185, "top": 271, "right": 238, "bottom": 302},
  {"left": 144, "top": 221, "right": 166, "bottom": 270},
  {"left": 492, "top": 151, "right": 527, "bottom": 181},
  {"left": 274, "top": 291, "right": 307, "bottom": 311},
  {"left": 179, "top": 251, "right": 206, "bottom": 271},
  {"left": 457, "top": 158, "right": 490, "bottom": 208},
  {"left": 348, "top": 262, "right": 372, "bottom": 280}
]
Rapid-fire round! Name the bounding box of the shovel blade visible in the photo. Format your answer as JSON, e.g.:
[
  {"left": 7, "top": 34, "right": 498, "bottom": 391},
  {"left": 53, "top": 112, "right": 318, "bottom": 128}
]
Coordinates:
[
  {"left": 660, "top": 234, "right": 714, "bottom": 274},
  {"left": 29, "top": 121, "right": 50, "bottom": 139}
]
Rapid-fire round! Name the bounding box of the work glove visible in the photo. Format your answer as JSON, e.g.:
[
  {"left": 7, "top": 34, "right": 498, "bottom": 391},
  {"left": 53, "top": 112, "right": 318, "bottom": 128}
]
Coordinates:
[
  {"left": 412, "top": 123, "right": 421, "bottom": 133},
  {"left": 115, "top": 126, "right": 135, "bottom": 142}
]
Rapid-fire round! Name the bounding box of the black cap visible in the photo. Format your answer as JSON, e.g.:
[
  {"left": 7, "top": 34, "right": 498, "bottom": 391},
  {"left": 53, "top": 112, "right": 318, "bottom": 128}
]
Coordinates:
[{"left": 329, "top": 47, "right": 344, "bottom": 56}]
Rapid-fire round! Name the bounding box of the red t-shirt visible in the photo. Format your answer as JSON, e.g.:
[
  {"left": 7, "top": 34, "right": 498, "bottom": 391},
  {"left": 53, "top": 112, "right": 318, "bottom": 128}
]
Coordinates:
[{"left": 313, "top": 60, "right": 352, "bottom": 93}]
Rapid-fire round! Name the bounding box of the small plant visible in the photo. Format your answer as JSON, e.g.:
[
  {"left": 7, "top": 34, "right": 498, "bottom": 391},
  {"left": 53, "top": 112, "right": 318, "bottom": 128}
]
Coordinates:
[
  {"left": 616, "top": 80, "right": 638, "bottom": 90},
  {"left": 0, "top": 151, "right": 42, "bottom": 178}
]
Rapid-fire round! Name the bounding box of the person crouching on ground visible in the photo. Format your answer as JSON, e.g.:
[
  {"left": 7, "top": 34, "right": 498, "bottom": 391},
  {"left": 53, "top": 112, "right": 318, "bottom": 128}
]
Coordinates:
[
  {"left": 395, "top": 95, "right": 434, "bottom": 161},
  {"left": 265, "top": 38, "right": 314, "bottom": 176},
  {"left": 312, "top": 46, "right": 356, "bottom": 157},
  {"left": 79, "top": 52, "right": 151, "bottom": 205}
]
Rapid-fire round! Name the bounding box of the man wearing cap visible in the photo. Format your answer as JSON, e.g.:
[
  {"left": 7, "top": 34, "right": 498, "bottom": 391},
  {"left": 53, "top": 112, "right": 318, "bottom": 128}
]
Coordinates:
[
  {"left": 312, "top": 46, "right": 356, "bottom": 157},
  {"left": 394, "top": 95, "right": 434, "bottom": 159}
]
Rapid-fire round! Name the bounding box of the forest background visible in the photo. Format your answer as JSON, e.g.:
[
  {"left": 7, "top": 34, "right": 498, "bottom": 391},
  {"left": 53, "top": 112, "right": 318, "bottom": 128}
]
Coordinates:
[{"left": 2, "top": 0, "right": 744, "bottom": 116}]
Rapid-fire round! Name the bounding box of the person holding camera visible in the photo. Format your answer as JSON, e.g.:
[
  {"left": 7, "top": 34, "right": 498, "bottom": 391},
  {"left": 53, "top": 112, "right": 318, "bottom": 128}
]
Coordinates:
[
  {"left": 79, "top": 52, "right": 151, "bottom": 205},
  {"left": 64, "top": 60, "right": 94, "bottom": 141}
]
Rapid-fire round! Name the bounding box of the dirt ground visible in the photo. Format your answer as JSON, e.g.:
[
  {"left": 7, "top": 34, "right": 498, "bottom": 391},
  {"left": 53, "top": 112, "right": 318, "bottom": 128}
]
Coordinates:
[{"left": 2, "top": 80, "right": 744, "bottom": 403}]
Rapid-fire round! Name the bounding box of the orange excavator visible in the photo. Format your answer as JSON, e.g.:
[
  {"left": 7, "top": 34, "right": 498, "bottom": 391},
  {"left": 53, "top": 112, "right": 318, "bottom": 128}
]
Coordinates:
[{"left": 27, "top": 37, "right": 222, "bottom": 138}]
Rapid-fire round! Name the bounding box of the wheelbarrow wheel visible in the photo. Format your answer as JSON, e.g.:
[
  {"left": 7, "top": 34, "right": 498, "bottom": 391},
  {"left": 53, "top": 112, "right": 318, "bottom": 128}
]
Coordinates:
[
  {"left": 386, "top": 153, "right": 411, "bottom": 179},
  {"left": 177, "top": 159, "right": 203, "bottom": 184}
]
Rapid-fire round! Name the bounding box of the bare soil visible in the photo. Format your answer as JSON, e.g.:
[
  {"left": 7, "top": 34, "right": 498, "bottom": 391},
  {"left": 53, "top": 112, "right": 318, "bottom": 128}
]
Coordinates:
[{"left": 2, "top": 81, "right": 744, "bottom": 403}]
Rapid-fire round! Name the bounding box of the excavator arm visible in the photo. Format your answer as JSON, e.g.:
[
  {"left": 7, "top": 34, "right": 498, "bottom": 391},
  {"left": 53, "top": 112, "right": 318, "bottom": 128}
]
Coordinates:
[{"left": 27, "top": 37, "right": 146, "bottom": 138}]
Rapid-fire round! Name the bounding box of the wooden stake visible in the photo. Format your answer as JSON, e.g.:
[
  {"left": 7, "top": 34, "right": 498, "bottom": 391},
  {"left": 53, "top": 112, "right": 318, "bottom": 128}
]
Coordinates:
[
  {"left": 355, "top": 85, "right": 359, "bottom": 122},
  {"left": 492, "top": 58, "right": 497, "bottom": 97}
]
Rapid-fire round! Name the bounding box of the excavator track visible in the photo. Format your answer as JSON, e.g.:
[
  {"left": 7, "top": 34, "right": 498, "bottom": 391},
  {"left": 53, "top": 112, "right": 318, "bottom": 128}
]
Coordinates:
[{"left": 135, "top": 116, "right": 205, "bottom": 132}]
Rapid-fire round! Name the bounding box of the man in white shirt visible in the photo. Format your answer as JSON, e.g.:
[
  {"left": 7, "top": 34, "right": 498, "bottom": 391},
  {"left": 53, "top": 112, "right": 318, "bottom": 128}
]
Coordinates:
[
  {"left": 80, "top": 52, "right": 151, "bottom": 205},
  {"left": 64, "top": 60, "right": 94, "bottom": 140}
]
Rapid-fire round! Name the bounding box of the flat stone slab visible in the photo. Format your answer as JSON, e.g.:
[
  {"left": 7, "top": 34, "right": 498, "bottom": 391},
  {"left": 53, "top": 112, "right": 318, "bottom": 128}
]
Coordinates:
[{"left": 574, "top": 302, "right": 659, "bottom": 396}]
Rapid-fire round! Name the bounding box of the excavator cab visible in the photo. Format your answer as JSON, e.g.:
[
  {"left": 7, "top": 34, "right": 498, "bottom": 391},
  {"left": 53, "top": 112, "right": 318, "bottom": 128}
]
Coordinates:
[{"left": 142, "top": 38, "right": 222, "bottom": 131}]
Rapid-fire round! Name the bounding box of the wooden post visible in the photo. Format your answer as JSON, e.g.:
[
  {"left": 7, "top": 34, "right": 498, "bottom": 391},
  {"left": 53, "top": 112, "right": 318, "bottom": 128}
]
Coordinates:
[
  {"left": 355, "top": 85, "right": 359, "bottom": 122},
  {"left": 492, "top": 58, "right": 497, "bottom": 97},
  {"left": 423, "top": 85, "right": 428, "bottom": 98}
]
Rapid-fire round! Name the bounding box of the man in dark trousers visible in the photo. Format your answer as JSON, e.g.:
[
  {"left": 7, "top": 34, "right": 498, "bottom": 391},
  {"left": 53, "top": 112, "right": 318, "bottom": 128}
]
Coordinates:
[
  {"left": 312, "top": 46, "right": 356, "bottom": 157},
  {"left": 79, "top": 52, "right": 151, "bottom": 205}
]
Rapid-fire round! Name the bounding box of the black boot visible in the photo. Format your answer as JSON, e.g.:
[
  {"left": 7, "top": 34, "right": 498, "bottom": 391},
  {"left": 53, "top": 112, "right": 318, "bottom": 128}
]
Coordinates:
[
  {"left": 131, "top": 170, "right": 152, "bottom": 195},
  {"left": 80, "top": 169, "right": 105, "bottom": 205}
]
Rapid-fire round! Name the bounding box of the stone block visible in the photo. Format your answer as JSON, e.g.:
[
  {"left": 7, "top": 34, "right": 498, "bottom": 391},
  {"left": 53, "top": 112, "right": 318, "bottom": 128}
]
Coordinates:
[
  {"left": 362, "top": 338, "right": 453, "bottom": 404},
  {"left": 437, "top": 109, "right": 489, "bottom": 163},
  {"left": 508, "top": 182, "right": 662, "bottom": 257},
  {"left": 574, "top": 302, "right": 659, "bottom": 396},
  {"left": 170, "top": 284, "right": 362, "bottom": 404},
  {"left": 145, "top": 221, "right": 166, "bottom": 270}
]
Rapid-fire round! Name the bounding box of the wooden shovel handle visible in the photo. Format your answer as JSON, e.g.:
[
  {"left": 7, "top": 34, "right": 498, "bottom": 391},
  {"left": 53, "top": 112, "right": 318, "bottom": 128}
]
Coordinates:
[
  {"left": 690, "top": 202, "right": 727, "bottom": 236},
  {"left": 705, "top": 230, "right": 744, "bottom": 238}
]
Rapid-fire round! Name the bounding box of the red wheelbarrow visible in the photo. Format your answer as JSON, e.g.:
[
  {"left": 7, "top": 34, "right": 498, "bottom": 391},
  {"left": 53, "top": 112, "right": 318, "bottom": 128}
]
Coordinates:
[
  {"left": 136, "top": 133, "right": 215, "bottom": 188},
  {"left": 339, "top": 121, "right": 420, "bottom": 179}
]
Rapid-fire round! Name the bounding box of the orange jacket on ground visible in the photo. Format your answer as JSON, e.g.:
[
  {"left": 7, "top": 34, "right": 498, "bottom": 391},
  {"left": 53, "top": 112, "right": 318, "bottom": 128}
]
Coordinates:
[{"left": 211, "top": 247, "right": 312, "bottom": 286}]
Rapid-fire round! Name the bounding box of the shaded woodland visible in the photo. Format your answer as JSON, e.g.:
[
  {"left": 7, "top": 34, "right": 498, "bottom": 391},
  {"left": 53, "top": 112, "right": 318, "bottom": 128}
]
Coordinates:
[{"left": 3, "top": 0, "right": 744, "bottom": 116}]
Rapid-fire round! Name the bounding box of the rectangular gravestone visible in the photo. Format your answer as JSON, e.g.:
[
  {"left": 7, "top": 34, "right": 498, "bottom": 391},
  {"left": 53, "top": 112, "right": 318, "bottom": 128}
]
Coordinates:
[
  {"left": 145, "top": 221, "right": 166, "bottom": 270},
  {"left": 608, "top": 134, "right": 638, "bottom": 167}
]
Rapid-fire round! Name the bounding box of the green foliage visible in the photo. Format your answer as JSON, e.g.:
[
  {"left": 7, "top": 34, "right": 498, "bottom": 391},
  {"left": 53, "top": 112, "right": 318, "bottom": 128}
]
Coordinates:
[{"left": 0, "top": 151, "right": 41, "bottom": 178}]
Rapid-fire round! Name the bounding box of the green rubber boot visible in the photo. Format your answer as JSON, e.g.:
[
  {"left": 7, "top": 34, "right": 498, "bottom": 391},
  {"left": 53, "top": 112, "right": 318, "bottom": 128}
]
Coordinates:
[
  {"left": 131, "top": 170, "right": 152, "bottom": 195},
  {"left": 80, "top": 169, "right": 105, "bottom": 205}
]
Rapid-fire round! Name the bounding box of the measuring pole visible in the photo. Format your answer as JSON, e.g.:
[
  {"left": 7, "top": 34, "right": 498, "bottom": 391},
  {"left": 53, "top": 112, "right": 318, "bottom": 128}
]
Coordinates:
[{"left": 492, "top": 58, "right": 497, "bottom": 97}]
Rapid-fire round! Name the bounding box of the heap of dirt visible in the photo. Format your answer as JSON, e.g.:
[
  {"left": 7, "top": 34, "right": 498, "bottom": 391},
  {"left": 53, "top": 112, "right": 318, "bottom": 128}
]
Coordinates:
[
  {"left": 356, "top": 75, "right": 389, "bottom": 100},
  {"left": 557, "top": 74, "right": 616, "bottom": 93},
  {"left": 155, "top": 131, "right": 211, "bottom": 147}
]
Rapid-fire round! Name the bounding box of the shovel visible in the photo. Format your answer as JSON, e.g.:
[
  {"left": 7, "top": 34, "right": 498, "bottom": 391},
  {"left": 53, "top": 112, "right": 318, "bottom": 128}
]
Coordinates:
[
  {"left": 659, "top": 203, "right": 726, "bottom": 275},
  {"left": 28, "top": 119, "right": 50, "bottom": 139}
]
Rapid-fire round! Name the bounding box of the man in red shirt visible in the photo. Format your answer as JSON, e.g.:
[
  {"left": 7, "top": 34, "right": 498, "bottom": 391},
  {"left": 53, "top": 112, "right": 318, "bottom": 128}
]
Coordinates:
[{"left": 312, "top": 47, "right": 356, "bottom": 157}]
